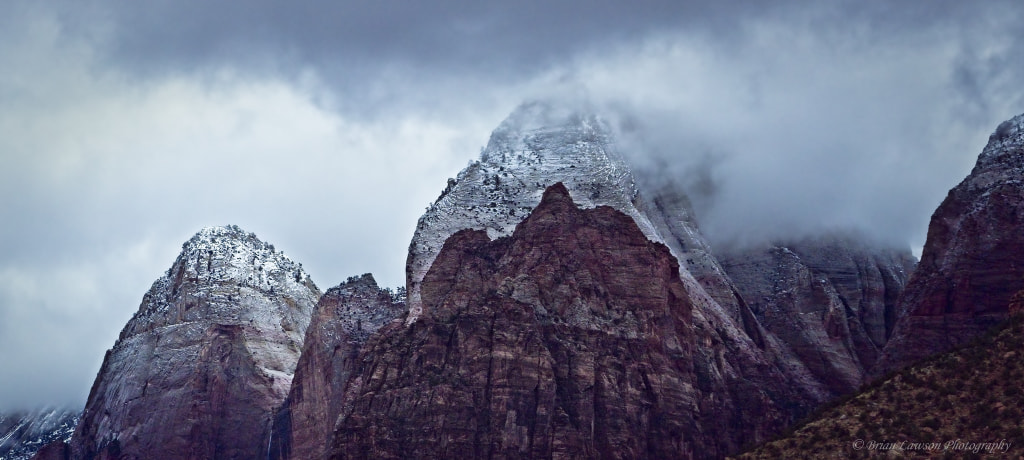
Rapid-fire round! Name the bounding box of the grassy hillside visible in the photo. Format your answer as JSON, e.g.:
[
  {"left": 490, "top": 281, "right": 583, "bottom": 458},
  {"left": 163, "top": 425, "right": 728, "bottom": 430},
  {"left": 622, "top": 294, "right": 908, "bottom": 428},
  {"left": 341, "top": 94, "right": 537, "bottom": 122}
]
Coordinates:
[{"left": 736, "top": 314, "right": 1024, "bottom": 459}]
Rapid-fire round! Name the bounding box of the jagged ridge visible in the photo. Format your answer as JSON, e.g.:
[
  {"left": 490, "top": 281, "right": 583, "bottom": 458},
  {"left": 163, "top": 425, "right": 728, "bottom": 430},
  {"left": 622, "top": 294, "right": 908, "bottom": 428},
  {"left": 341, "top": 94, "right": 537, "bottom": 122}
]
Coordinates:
[
  {"left": 330, "top": 184, "right": 813, "bottom": 459},
  {"left": 270, "top": 274, "right": 406, "bottom": 460}
]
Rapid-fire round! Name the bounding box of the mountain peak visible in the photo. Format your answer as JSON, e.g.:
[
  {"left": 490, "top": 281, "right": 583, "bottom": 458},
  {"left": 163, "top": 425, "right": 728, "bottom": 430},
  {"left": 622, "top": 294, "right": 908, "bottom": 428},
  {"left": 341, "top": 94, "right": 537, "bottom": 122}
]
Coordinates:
[
  {"left": 405, "top": 103, "right": 658, "bottom": 324},
  {"left": 540, "top": 181, "right": 572, "bottom": 203},
  {"left": 70, "top": 225, "right": 321, "bottom": 459},
  {"left": 185, "top": 224, "right": 258, "bottom": 246},
  {"left": 333, "top": 157, "right": 812, "bottom": 458},
  {"left": 120, "top": 225, "right": 318, "bottom": 340},
  {"left": 493, "top": 100, "right": 604, "bottom": 133},
  {"left": 336, "top": 272, "right": 379, "bottom": 291},
  {"left": 482, "top": 101, "right": 611, "bottom": 165},
  {"left": 874, "top": 112, "right": 1024, "bottom": 375},
  {"left": 176, "top": 224, "right": 294, "bottom": 279},
  {"left": 977, "top": 112, "right": 1024, "bottom": 171}
]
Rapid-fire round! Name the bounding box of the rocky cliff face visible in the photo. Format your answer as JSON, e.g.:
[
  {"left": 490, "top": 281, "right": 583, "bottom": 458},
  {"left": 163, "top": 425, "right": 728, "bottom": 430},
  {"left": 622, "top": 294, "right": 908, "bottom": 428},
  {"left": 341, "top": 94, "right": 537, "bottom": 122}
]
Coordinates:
[
  {"left": 633, "top": 178, "right": 750, "bottom": 323},
  {"left": 875, "top": 113, "right": 1024, "bottom": 375},
  {"left": 67, "top": 225, "right": 320, "bottom": 460},
  {"left": 270, "top": 274, "right": 406, "bottom": 460},
  {"left": 407, "top": 101, "right": 808, "bottom": 397},
  {"left": 408, "top": 103, "right": 652, "bottom": 321},
  {"left": 406, "top": 102, "right": 748, "bottom": 331},
  {"left": 37, "top": 103, "right": 937, "bottom": 459},
  {"left": 0, "top": 407, "right": 79, "bottom": 460},
  {"left": 720, "top": 237, "right": 915, "bottom": 394},
  {"left": 329, "top": 184, "right": 814, "bottom": 459}
]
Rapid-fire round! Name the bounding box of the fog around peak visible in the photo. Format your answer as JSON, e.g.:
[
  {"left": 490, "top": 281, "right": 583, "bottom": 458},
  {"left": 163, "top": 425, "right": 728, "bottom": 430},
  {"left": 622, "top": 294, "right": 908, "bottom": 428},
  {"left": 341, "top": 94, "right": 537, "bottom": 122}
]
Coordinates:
[{"left": 3, "top": 0, "right": 1024, "bottom": 410}]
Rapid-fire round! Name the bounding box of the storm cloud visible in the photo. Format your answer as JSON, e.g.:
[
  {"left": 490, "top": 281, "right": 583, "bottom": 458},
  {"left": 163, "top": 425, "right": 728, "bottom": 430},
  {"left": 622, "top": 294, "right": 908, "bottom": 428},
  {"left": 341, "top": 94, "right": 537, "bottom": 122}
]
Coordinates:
[{"left": 2, "top": 0, "right": 1024, "bottom": 410}]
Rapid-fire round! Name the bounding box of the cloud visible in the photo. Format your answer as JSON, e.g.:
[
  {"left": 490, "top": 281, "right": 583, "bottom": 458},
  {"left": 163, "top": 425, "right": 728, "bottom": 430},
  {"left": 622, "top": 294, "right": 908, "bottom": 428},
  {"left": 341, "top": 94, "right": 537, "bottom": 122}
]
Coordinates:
[
  {"left": 0, "top": 9, "right": 503, "bottom": 409},
  {"left": 559, "top": 4, "right": 1024, "bottom": 250},
  {"left": 0, "top": 240, "right": 163, "bottom": 408},
  {"left": 3, "top": 0, "right": 1024, "bottom": 410}
]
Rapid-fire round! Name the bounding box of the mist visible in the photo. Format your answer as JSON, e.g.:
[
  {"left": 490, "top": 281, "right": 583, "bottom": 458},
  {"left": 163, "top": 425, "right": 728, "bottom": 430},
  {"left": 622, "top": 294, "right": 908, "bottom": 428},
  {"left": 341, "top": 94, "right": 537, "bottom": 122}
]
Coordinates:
[
  {"left": 2, "top": 0, "right": 1024, "bottom": 410},
  {"left": 574, "top": 14, "right": 1021, "bottom": 251}
]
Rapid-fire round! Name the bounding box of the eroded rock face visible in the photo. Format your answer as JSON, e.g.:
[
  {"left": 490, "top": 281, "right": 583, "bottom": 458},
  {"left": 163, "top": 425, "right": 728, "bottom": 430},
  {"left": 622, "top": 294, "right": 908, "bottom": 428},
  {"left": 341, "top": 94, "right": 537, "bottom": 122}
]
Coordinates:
[
  {"left": 406, "top": 102, "right": 746, "bottom": 334},
  {"left": 720, "top": 237, "right": 915, "bottom": 394},
  {"left": 0, "top": 407, "right": 79, "bottom": 460},
  {"left": 407, "top": 103, "right": 653, "bottom": 322},
  {"left": 270, "top": 274, "right": 406, "bottom": 460},
  {"left": 875, "top": 113, "right": 1024, "bottom": 375},
  {"left": 69, "top": 225, "right": 320, "bottom": 460},
  {"left": 404, "top": 102, "right": 816, "bottom": 409},
  {"left": 330, "top": 184, "right": 813, "bottom": 460}
]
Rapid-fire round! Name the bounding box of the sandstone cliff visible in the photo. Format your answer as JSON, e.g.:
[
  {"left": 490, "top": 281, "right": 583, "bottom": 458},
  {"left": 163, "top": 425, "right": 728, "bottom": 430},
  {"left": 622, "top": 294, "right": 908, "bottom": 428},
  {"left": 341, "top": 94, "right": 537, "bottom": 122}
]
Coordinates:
[
  {"left": 406, "top": 102, "right": 749, "bottom": 334},
  {"left": 720, "top": 237, "right": 915, "bottom": 394},
  {"left": 329, "top": 184, "right": 814, "bottom": 459},
  {"left": 875, "top": 113, "right": 1024, "bottom": 375},
  {"left": 270, "top": 274, "right": 406, "bottom": 460},
  {"left": 407, "top": 102, "right": 826, "bottom": 405},
  {"left": 67, "top": 225, "right": 320, "bottom": 460}
]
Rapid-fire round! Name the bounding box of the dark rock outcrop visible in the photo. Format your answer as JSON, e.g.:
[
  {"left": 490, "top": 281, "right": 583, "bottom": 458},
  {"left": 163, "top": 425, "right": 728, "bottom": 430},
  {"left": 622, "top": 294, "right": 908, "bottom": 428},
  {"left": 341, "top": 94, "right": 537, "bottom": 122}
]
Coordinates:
[
  {"left": 329, "top": 184, "right": 815, "bottom": 459},
  {"left": 0, "top": 407, "right": 79, "bottom": 460},
  {"left": 68, "top": 226, "right": 320, "bottom": 460},
  {"left": 29, "top": 440, "right": 70, "bottom": 460},
  {"left": 720, "top": 237, "right": 915, "bottom": 395},
  {"left": 875, "top": 113, "right": 1024, "bottom": 375},
  {"left": 270, "top": 274, "right": 406, "bottom": 460}
]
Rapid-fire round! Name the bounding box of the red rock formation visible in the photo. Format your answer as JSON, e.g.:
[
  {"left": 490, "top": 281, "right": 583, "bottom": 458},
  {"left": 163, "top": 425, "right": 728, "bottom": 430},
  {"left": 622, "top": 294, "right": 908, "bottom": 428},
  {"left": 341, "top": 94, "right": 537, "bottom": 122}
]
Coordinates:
[
  {"left": 329, "top": 184, "right": 814, "bottom": 459},
  {"left": 270, "top": 274, "right": 405, "bottom": 460},
  {"left": 30, "top": 441, "right": 69, "bottom": 460},
  {"left": 406, "top": 105, "right": 833, "bottom": 420},
  {"left": 875, "top": 114, "right": 1024, "bottom": 375},
  {"left": 68, "top": 226, "right": 320, "bottom": 460},
  {"left": 721, "top": 236, "right": 915, "bottom": 394}
]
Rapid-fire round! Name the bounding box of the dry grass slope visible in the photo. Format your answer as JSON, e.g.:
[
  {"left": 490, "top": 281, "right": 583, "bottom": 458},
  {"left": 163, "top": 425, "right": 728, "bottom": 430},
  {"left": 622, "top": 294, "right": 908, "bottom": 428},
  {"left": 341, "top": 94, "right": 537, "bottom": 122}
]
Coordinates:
[{"left": 735, "top": 312, "right": 1024, "bottom": 459}]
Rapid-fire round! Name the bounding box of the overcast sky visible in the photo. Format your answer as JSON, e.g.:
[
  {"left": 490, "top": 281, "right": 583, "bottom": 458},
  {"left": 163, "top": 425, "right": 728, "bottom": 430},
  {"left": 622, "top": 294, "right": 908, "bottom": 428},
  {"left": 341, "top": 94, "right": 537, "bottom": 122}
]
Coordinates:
[{"left": 2, "top": 0, "right": 1023, "bottom": 410}]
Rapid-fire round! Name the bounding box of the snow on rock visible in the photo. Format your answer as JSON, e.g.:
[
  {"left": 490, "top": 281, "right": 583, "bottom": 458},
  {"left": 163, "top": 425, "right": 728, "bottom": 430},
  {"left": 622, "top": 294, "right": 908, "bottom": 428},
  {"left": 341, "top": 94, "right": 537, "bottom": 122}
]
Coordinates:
[
  {"left": 719, "top": 235, "right": 917, "bottom": 395},
  {"left": 69, "top": 225, "right": 321, "bottom": 460},
  {"left": 875, "top": 111, "right": 1024, "bottom": 375},
  {"left": 269, "top": 273, "right": 406, "bottom": 460},
  {"left": 117, "top": 225, "right": 319, "bottom": 378},
  {"left": 978, "top": 113, "right": 1024, "bottom": 167},
  {"left": 404, "top": 101, "right": 838, "bottom": 412},
  {"left": 0, "top": 407, "right": 79, "bottom": 460},
  {"left": 406, "top": 101, "right": 736, "bottom": 326},
  {"left": 331, "top": 183, "right": 822, "bottom": 459}
]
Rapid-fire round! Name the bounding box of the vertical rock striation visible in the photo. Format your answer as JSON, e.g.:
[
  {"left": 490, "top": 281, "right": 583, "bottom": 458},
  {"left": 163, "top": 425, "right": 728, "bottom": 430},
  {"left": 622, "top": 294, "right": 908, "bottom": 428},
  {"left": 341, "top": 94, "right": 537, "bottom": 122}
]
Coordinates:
[
  {"left": 330, "top": 184, "right": 813, "bottom": 459},
  {"left": 68, "top": 225, "right": 320, "bottom": 460},
  {"left": 270, "top": 274, "right": 406, "bottom": 460},
  {"left": 406, "top": 102, "right": 747, "bottom": 333},
  {"left": 405, "top": 101, "right": 817, "bottom": 402},
  {"left": 0, "top": 407, "right": 79, "bottom": 460},
  {"left": 875, "top": 113, "right": 1024, "bottom": 375},
  {"left": 720, "top": 236, "right": 915, "bottom": 394}
]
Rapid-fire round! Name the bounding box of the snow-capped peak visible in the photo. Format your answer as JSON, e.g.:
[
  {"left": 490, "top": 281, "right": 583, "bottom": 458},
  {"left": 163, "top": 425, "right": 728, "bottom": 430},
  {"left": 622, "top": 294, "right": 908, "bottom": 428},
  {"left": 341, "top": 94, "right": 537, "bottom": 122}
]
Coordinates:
[
  {"left": 119, "top": 224, "right": 319, "bottom": 341},
  {"left": 406, "top": 102, "right": 679, "bottom": 324},
  {"left": 978, "top": 113, "right": 1024, "bottom": 169}
]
